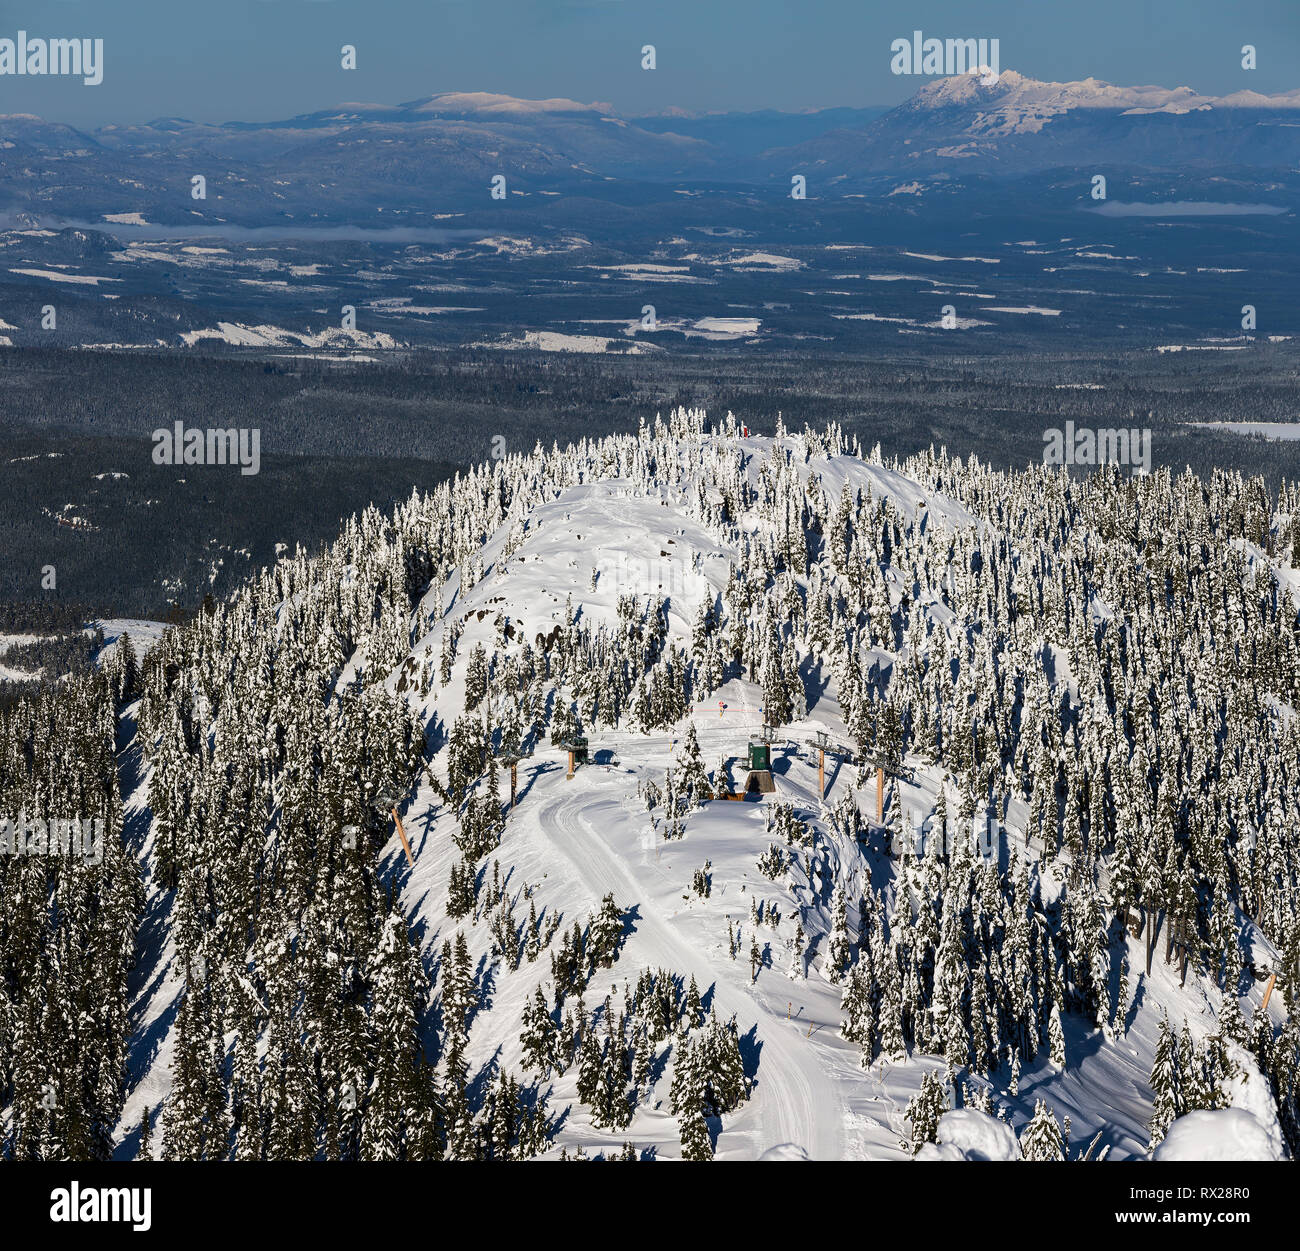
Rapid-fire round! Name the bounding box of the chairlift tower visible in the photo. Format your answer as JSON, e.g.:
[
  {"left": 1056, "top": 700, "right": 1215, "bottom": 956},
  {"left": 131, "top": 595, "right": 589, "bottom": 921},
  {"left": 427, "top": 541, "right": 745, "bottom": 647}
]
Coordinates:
[
  {"left": 804, "top": 729, "right": 854, "bottom": 801},
  {"left": 1262, "top": 957, "right": 1287, "bottom": 1014},
  {"left": 496, "top": 748, "right": 533, "bottom": 811},
  {"left": 860, "top": 753, "right": 914, "bottom": 825},
  {"left": 372, "top": 789, "right": 415, "bottom": 868},
  {"left": 557, "top": 736, "right": 588, "bottom": 780}
]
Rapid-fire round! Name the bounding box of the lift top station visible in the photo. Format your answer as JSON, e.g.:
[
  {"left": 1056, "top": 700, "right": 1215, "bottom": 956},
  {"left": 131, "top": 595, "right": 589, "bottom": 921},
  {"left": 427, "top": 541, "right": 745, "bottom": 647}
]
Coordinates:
[{"left": 741, "top": 723, "right": 778, "bottom": 795}]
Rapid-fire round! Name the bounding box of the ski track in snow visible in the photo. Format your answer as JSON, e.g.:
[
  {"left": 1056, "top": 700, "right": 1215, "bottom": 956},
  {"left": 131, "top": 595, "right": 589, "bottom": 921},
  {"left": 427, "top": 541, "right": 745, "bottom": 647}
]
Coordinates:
[{"left": 535, "top": 782, "right": 845, "bottom": 1159}]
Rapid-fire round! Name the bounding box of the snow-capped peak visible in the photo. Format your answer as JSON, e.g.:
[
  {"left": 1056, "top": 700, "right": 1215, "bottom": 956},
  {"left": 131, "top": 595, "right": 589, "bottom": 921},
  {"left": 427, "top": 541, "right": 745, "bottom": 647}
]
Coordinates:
[
  {"left": 906, "top": 69, "right": 1300, "bottom": 132},
  {"left": 404, "top": 91, "right": 613, "bottom": 117}
]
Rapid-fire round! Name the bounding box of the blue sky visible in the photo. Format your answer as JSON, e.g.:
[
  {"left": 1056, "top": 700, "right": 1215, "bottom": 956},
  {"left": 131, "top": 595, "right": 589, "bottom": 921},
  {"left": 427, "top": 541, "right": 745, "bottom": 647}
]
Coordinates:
[{"left": 3, "top": 0, "right": 1298, "bottom": 126}]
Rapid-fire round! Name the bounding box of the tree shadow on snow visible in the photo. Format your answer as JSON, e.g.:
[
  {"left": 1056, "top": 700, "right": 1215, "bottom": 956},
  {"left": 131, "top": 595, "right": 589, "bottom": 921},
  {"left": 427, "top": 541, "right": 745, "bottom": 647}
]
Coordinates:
[
  {"left": 468, "top": 951, "right": 496, "bottom": 1026},
  {"left": 128, "top": 886, "right": 176, "bottom": 1014},
  {"left": 1124, "top": 974, "right": 1148, "bottom": 1035},
  {"left": 512, "top": 759, "right": 559, "bottom": 807},
  {"left": 113, "top": 1099, "right": 161, "bottom": 1161},
  {"left": 620, "top": 902, "right": 642, "bottom": 949},
  {"left": 127, "top": 984, "right": 182, "bottom": 1086},
  {"left": 737, "top": 1023, "right": 763, "bottom": 1087},
  {"left": 468, "top": 1044, "right": 503, "bottom": 1109},
  {"left": 650, "top": 1042, "right": 673, "bottom": 1088},
  {"left": 800, "top": 655, "right": 831, "bottom": 713}
]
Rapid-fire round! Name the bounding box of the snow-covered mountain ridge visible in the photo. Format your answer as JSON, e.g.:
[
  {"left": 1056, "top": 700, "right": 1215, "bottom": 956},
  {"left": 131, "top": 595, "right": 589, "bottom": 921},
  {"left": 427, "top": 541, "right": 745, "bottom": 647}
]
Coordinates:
[
  {"left": 6, "top": 410, "right": 1297, "bottom": 1161},
  {"left": 909, "top": 68, "right": 1300, "bottom": 122},
  {"left": 358, "top": 414, "right": 1293, "bottom": 1159}
]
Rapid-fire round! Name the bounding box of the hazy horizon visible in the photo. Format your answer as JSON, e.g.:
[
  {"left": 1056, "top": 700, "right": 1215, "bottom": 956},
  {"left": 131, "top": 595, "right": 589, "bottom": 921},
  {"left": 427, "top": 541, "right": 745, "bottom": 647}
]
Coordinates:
[{"left": 1, "top": 0, "right": 1297, "bottom": 127}]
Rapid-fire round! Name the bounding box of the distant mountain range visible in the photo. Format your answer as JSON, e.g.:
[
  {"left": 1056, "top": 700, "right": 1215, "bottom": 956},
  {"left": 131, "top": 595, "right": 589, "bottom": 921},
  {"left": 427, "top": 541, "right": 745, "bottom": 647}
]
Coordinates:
[
  {"left": 779, "top": 70, "right": 1300, "bottom": 180},
  {"left": 2, "top": 70, "right": 1297, "bottom": 228}
]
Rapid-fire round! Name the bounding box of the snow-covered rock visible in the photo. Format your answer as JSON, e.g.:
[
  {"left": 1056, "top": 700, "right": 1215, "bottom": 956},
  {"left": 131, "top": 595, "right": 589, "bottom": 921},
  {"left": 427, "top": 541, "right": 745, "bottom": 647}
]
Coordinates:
[
  {"left": 1154, "top": 1109, "right": 1284, "bottom": 1162},
  {"left": 1222, "top": 1043, "right": 1287, "bottom": 1160},
  {"left": 759, "top": 1142, "right": 810, "bottom": 1160},
  {"left": 915, "top": 1109, "right": 1019, "bottom": 1161}
]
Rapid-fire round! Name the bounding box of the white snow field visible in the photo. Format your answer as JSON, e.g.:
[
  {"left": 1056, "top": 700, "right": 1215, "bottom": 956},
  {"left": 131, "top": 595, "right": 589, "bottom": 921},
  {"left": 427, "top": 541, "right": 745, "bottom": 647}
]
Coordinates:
[
  {"left": 1, "top": 620, "right": 166, "bottom": 683},
  {"left": 177, "top": 322, "right": 402, "bottom": 350},
  {"left": 95, "top": 618, "right": 169, "bottom": 661},
  {"left": 111, "top": 422, "right": 1288, "bottom": 1161}
]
